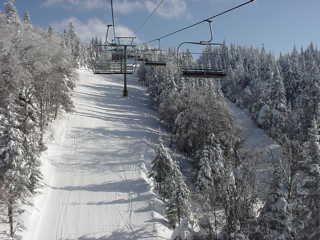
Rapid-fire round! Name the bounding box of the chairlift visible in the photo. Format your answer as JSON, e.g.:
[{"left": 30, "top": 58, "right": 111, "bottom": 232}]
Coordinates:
[
  {"left": 144, "top": 54, "right": 167, "bottom": 66},
  {"left": 94, "top": 31, "right": 136, "bottom": 74},
  {"left": 177, "top": 20, "right": 226, "bottom": 79},
  {"left": 94, "top": 46, "right": 135, "bottom": 74},
  {"left": 143, "top": 40, "right": 167, "bottom": 67}
]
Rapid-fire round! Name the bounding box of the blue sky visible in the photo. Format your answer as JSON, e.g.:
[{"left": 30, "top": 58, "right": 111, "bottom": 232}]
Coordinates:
[{"left": 6, "top": 0, "right": 320, "bottom": 54}]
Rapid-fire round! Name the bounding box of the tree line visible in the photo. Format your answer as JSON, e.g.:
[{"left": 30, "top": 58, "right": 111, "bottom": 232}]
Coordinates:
[
  {"left": 140, "top": 42, "right": 320, "bottom": 240},
  {"left": 0, "top": 0, "right": 86, "bottom": 238}
]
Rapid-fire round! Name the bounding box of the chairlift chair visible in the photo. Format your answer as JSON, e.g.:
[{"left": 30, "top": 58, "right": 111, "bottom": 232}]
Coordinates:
[
  {"left": 144, "top": 51, "right": 167, "bottom": 66},
  {"left": 177, "top": 20, "right": 226, "bottom": 79},
  {"left": 94, "top": 45, "right": 134, "bottom": 74},
  {"left": 144, "top": 54, "right": 167, "bottom": 66},
  {"left": 93, "top": 28, "right": 136, "bottom": 75},
  {"left": 181, "top": 68, "right": 226, "bottom": 78},
  {"left": 143, "top": 40, "right": 167, "bottom": 67}
]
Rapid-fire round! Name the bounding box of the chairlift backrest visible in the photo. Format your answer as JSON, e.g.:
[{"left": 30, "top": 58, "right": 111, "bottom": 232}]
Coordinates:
[{"left": 142, "top": 47, "right": 167, "bottom": 67}]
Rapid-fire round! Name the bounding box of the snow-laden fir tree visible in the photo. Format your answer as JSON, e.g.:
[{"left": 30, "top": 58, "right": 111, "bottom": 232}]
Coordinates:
[
  {"left": 4, "top": 0, "right": 20, "bottom": 25},
  {"left": 296, "top": 119, "right": 320, "bottom": 240},
  {"left": 23, "top": 11, "right": 31, "bottom": 25},
  {"left": 166, "top": 160, "right": 192, "bottom": 228},
  {"left": 300, "top": 61, "right": 320, "bottom": 140},
  {"left": 17, "top": 88, "right": 42, "bottom": 193},
  {"left": 194, "top": 133, "right": 225, "bottom": 238},
  {"left": 195, "top": 134, "right": 224, "bottom": 195},
  {"left": 254, "top": 164, "right": 293, "bottom": 240},
  {"left": 268, "top": 66, "right": 287, "bottom": 139},
  {"left": 47, "top": 26, "right": 53, "bottom": 39},
  {"left": 150, "top": 144, "right": 192, "bottom": 228},
  {"left": 149, "top": 144, "right": 176, "bottom": 200},
  {"left": 0, "top": 100, "right": 31, "bottom": 238},
  {"left": 66, "top": 22, "right": 81, "bottom": 66}
]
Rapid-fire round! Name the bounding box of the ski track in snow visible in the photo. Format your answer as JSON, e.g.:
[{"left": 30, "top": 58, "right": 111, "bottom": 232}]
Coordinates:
[{"left": 22, "top": 70, "right": 170, "bottom": 240}]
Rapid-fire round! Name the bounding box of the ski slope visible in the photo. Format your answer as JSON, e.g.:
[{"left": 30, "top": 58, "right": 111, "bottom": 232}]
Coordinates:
[
  {"left": 22, "top": 70, "right": 170, "bottom": 240},
  {"left": 227, "top": 100, "right": 281, "bottom": 198}
]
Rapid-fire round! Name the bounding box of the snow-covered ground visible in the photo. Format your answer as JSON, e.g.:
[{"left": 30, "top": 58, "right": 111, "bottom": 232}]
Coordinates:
[
  {"left": 14, "top": 69, "right": 281, "bottom": 240},
  {"left": 227, "top": 100, "right": 281, "bottom": 198},
  {"left": 20, "top": 70, "right": 171, "bottom": 240}
]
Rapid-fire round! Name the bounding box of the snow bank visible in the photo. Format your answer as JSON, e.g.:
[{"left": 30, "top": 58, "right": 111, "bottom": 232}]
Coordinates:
[{"left": 18, "top": 114, "right": 69, "bottom": 240}]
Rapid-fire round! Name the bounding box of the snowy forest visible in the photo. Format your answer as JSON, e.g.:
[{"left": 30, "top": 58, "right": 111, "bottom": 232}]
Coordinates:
[
  {"left": 0, "top": 0, "right": 319, "bottom": 240},
  {"left": 140, "top": 43, "right": 320, "bottom": 239},
  {"left": 0, "top": 0, "right": 88, "bottom": 237}
]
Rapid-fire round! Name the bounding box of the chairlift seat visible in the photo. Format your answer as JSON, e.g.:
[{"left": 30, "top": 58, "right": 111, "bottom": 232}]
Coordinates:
[
  {"left": 182, "top": 68, "right": 226, "bottom": 78},
  {"left": 145, "top": 61, "right": 166, "bottom": 66},
  {"left": 94, "top": 62, "right": 134, "bottom": 75},
  {"left": 136, "top": 56, "right": 146, "bottom": 62}
]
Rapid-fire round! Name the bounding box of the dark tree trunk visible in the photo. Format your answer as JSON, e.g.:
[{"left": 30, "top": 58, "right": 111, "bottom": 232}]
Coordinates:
[{"left": 8, "top": 198, "right": 14, "bottom": 237}]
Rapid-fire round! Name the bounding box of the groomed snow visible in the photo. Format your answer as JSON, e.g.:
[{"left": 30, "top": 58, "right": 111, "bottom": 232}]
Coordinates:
[{"left": 21, "top": 70, "right": 171, "bottom": 240}]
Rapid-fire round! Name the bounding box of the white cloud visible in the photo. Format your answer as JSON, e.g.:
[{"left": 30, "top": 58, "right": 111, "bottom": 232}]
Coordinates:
[
  {"left": 43, "top": 0, "right": 105, "bottom": 9},
  {"left": 114, "top": 0, "right": 187, "bottom": 18},
  {"left": 145, "top": 0, "right": 187, "bottom": 19},
  {"left": 43, "top": 0, "right": 189, "bottom": 19},
  {"left": 51, "top": 17, "right": 138, "bottom": 43},
  {"left": 114, "top": 0, "right": 145, "bottom": 14}
]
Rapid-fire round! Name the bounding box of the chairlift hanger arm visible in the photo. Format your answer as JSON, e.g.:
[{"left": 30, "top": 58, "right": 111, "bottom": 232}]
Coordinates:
[
  {"left": 110, "top": 0, "right": 116, "bottom": 41},
  {"left": 177, "top": 41, "right": 223, "bottom": 58},
  {"left": 200, "top": 20, "right": 213, "bottom": 44},
  {"left": 104, "top": 24, "right": 113, "bottom": 44}
]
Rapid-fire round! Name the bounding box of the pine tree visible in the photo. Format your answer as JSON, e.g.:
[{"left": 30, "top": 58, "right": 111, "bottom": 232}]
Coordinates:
[
  {"left": 270, "top": 66, "right": 286, "bottom": 111},
  {"left": 195, "top": 134, "right": 225, "bottom": 204},
  {"left": 299, "top": 61, "right": 320, "bottom": 140},
  {"left": 296, "top": 119, "right": 320, "bottom": 240},
  {"left": 193, "top": 134, "right": 228, "bottom": 237},
  {"left": 149, "top": 144, "right": 175, "bottom": 200},
  {"left": 67, "top": 22, "right": 81, "bottom": 66},
  {"left": 0, "top": 99, "right": 31, "bottom": 237},
  {"left": 23, "top": 11, "right": 31, "bottom": 25},
  {"left": 4, "top": 0, "right": 20, "bottom": 25},
  {"left": 47, "top": 26, "right": 53, "bottom": 39},
  {"left": 166, "top": 159, "right": 192, "bottom": 228},
  {"left": 150, "top": 144, "right": 192, "bottom": 228},
  {"left": 63, "top": 29, "right": 69, "bottom": 48},
  {"left": 256, "top": 165, "right": 293, "bottom": 240},
  {"left": 17, "top": 88, "right": 42, "bottom": 193}
]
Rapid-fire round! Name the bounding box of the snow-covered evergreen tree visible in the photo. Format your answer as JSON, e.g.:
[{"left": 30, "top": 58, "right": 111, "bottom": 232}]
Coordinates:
[
  {"left": 23, "top": 11, "right": 31, "bottom": 25},
  {"left": 296, "top": 119, "right": 320, "bottom": 240},
  {"left": 17, "top": 88, "right": 42, "bottom": 193},
  {"left": 4, "top": 0, "right": 20, "bottom": 25},
  {"left": 167, "top": 178, "right": 191, "bottom": 228},
  {"left": 194, "top": 134, "right": 225, "bottom": 237},
  {"left": 149, "top": 144, "right": 176, "bottom": 200},
  {"left": 150, "top": 144, "right": 192, "bottom": 228},
  {"left": 47, "top": 26, "right": 53, "bottom": 39},
  {"left": 195, "top": 133, "right": 225, "bottom": 203},
  {"left": 0, "top": 100, "right": 31, "bottom": 237},
  {"left": 256, "top": 165, "right": 293, "bottom": 240},
  {"left": 66, "top": 22, "right": 81, "bottom": 66},
  {"left": 166, "top": 162, "right": 192, "bottom": 228}
]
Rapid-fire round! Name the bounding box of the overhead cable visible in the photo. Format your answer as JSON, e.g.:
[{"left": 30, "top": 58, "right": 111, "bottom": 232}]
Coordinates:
[
  {"left": 110, "top": 0, "right": 116, "bottom": 41},
  {"left": 135, "top": 0, "right": 165, "bottom": 34},
  {"left": 142, "top": 0, "right": 255, "bottom": 45}
]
